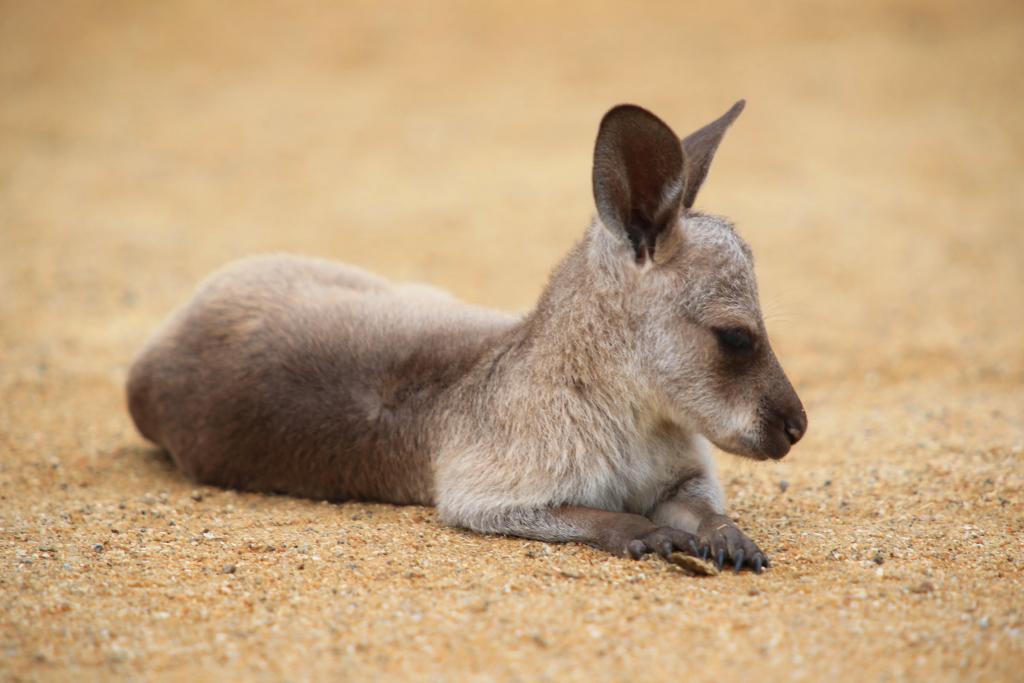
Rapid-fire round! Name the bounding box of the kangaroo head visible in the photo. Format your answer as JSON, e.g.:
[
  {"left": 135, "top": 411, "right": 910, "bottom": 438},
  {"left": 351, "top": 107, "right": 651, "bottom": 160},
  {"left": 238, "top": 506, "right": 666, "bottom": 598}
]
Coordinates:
[{"left": 590, "top": 101, "right": 806, "bottom": 460}]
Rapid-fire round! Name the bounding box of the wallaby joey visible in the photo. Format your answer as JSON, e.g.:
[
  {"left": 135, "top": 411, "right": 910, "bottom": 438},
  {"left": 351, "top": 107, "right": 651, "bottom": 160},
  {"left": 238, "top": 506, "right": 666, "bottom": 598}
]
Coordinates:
[{"left": 127, "top": 101, "right": 807, "bottom": 573}]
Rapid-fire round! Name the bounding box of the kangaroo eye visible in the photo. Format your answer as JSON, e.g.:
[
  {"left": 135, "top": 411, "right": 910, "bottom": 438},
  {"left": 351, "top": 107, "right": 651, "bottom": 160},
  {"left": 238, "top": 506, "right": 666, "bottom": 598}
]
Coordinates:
[{"left": 714, "top": 327, "right": 755, "bottom": 351}]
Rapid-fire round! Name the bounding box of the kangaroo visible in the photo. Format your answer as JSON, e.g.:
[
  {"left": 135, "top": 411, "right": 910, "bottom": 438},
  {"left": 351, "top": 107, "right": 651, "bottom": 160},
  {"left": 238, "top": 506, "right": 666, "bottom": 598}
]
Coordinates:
[{"left": 127, "top": 101, "right": 806, "bottom": 573}]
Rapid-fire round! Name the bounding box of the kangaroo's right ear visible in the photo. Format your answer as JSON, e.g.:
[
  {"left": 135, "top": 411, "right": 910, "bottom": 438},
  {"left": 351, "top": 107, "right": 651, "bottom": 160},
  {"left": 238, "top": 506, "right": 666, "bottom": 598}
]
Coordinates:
[{"left": 592, "top": 105, "right": 685, "bottom": 264}]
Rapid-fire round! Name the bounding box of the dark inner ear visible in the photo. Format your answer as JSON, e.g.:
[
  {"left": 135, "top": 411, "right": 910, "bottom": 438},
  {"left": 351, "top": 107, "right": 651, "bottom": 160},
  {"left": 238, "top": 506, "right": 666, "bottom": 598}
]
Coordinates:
[
  {"left": 592, "top": 105, "right": 685, "bottom": 263},
  {"left": 680, "top": 99, "right": 745, "bottom": 209}
]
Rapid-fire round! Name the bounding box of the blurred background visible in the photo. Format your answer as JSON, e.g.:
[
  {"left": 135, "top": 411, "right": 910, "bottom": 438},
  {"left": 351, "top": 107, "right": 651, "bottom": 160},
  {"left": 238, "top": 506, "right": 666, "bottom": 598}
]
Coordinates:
[{"left": 1, "top": 1, "right": 1022, "bottom": 680}]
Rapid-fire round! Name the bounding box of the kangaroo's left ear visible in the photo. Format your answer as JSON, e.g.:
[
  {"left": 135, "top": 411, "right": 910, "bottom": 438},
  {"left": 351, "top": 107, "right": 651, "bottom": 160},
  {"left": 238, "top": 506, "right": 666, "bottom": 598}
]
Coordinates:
[{"left": 680, "top": 100, "right": 745, "bottom": 209}]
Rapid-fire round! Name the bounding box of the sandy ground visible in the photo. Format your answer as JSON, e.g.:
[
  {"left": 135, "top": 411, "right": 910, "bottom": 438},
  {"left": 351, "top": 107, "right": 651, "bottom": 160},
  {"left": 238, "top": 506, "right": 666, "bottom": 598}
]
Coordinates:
[{"left": 2, "top": 1, "right": 1023, "bottom": 681}]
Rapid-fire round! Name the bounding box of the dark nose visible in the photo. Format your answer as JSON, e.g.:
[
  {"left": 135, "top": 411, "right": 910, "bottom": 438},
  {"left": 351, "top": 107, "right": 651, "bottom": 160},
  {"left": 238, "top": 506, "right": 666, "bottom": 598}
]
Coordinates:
[{"left": 784, "top": 410, "right": 807, "bottom": 445}]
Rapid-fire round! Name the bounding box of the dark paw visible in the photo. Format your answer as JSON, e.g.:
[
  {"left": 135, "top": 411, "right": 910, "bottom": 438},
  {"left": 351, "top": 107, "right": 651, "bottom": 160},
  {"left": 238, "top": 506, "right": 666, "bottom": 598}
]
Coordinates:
[
  {"left": 696, "top": 515, "right": 770, "bottom": 573},
  {"left": 626, "top": 526, "right": 701, "bottom": 561}
]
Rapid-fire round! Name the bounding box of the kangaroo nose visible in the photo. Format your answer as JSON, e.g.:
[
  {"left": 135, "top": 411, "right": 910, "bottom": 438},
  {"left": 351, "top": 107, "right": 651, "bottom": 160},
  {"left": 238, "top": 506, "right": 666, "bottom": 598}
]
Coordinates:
[{"left": 784, "top": 410, "right": 807, "bottom": 445}]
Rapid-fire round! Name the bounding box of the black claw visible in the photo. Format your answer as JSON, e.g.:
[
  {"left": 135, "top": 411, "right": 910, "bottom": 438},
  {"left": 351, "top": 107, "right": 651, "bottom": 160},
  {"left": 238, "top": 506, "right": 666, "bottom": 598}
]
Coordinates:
[
  {"left": 627, "top": 539, "right": 646, "bottom": 560},
  {"left": 701, "top": 546, "right": 709, "bottom": 561},
  {"left": 763, "top": 556, "right": 771, "bottom": 568},
  {"left": 659, "top": 540, "right": 673, "bottom": 558},
  {"left": 715, "top": 549, "right": 725, "bottom": 570},
  {"left": 688, "top": 539, "right": 700, "bottom": 557},
  {"left": 733, "top": 551, "right": 744, "bottom": 572},
  {"left": 753, "top": 556, "right": 763, "bottom": 574}
]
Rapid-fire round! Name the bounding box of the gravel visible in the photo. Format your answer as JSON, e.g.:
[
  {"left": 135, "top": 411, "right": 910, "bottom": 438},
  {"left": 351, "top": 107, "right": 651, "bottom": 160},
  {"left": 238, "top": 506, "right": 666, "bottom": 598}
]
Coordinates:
[{"left": 1, "top": 2, "right": 1022, "bottom": 681}]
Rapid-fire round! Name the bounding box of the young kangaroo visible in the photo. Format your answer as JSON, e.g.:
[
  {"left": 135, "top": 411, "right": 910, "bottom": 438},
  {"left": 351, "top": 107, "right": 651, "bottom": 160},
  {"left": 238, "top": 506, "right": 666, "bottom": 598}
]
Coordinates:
[{"left": 127, "top": 101, "right": 806, "bottom": 572}]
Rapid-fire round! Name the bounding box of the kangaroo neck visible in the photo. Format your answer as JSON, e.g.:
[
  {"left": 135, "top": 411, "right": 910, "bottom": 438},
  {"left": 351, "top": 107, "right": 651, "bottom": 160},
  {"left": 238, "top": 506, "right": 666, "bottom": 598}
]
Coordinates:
[{"left": 451, "top": 232, "right": 653, "bottom": 421}]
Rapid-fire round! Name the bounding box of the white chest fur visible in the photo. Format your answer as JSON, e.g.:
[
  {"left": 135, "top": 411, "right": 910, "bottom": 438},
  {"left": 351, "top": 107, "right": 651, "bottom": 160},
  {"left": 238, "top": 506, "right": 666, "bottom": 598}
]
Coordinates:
[{"left": 434, "top": 407, "right": 716, "bottom": 528}]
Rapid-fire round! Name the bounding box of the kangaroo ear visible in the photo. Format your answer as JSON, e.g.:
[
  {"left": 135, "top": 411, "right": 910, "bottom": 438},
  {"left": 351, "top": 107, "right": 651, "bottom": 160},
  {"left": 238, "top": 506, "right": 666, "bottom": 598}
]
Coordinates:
[
  {"left": 593, "top": 105, "right": 685, "bottom": 264},
  {"left": 680, "top": 99, "right": 745, "bottom": 209}
]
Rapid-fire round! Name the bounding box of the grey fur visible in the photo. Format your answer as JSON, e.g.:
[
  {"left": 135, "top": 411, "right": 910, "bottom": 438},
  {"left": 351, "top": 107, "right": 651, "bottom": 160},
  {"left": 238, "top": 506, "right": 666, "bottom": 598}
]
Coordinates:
[{"left": 127, "top": 102, "right": 806, "bottom": 569}]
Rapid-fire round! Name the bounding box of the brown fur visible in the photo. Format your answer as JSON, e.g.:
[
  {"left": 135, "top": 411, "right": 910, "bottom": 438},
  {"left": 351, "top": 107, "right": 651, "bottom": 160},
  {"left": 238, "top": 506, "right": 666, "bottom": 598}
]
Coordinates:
[{"left": 127, "top": 102, "right": 806, "bottom": 572}]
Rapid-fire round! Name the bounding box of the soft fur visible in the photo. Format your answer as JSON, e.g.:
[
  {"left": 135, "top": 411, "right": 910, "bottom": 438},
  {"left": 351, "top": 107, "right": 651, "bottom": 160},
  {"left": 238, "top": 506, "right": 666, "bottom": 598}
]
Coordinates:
[{"left": 127, "top": 101, "right": 807, "bottom": 572}]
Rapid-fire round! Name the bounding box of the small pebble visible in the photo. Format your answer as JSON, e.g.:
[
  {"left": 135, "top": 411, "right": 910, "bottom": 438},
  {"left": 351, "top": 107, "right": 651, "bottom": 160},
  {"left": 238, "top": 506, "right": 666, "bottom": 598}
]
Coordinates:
[
  {"left": 910, "top": 581, "right": 935, "bottom": 594},
  {"left": 779, "top": 480, "right": 790, "bottom": 493},
  {"left": 873, "top": 552, "right": 885, "bottom": 565},
  {"left": 92, "top": 544, "right": 104, "bottom": 553},
  {"left": 222, "top": 564, "right": 236, "bottom": 574},
  {"left": 667, "top": 553, "right": 719, "bottom": 577}
]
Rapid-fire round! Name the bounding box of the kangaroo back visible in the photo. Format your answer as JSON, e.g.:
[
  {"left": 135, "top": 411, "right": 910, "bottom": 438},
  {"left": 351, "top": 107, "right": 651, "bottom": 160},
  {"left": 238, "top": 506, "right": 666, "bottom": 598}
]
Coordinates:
[{"left": 127, "top": 254, "right": 515, "bottom": 503}]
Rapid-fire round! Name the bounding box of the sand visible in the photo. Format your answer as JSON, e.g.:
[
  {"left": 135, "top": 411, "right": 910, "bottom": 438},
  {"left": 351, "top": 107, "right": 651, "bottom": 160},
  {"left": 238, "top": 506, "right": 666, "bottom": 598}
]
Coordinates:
[{"left": 2, "top": 1, "right": 1023, "bottom": 681}]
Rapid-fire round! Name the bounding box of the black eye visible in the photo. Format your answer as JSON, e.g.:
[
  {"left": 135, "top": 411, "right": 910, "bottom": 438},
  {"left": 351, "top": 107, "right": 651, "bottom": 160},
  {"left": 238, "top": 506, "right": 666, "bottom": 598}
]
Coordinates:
[{"left": 714, "top": 327, "right": 755, "bottom": 351}]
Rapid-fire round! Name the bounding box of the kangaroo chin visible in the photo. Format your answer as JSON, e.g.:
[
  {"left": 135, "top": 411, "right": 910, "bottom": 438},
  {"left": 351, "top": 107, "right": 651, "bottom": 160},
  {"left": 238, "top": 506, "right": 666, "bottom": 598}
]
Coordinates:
[{"left": 127, "top": 100, "right": 806, "bottom": 573}]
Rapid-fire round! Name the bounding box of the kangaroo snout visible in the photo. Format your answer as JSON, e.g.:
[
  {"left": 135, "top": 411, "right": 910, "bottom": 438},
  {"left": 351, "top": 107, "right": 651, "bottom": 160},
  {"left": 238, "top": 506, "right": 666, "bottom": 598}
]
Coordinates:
[{"left": 763, "top": 387, "right": 807, "bottom": 460}]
